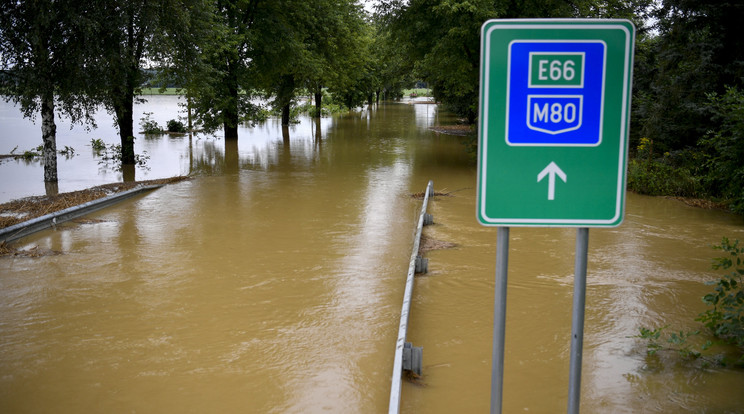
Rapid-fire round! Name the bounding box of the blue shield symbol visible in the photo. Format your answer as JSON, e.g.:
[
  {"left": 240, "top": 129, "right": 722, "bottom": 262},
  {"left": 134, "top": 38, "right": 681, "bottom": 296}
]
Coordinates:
[{"left": 527, "top": 95, "right": 583, "bottom": 135}]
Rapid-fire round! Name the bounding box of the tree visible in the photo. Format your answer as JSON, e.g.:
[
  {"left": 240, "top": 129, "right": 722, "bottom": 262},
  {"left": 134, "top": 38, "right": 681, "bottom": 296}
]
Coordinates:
[
  {"left": 636, "top": 0, "right": 744, "bottom": 153},
  {"left": 89, "top": 0, "right": 202, "bottom": 164},
  {"left": 252, "top": 0, "right": 368, "bottom": 123},
  {"left": 0, "top": 0, "right": 97, "bottom": 186},
  {"left": 380, "top": 0, "right": 651, "bottom": 123},
  {"left": 188, "top": 0, "right": 263, "bottom": 139},
  {"left": 191, "top": 0, "right": 370, "bottom": 135},
  {"left": 301, "top": 0, "right": 368, "bottom": 116}
]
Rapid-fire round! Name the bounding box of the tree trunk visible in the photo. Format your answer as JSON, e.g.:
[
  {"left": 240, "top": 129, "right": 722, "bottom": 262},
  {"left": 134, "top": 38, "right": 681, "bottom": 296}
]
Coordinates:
[
  {"left": 224, "top": 122, "right": 238, "bottom": 139},
  {"left": 314, "top": 117, "right": 322, "bottom": 143},
  {"left": 122, "top": 163, "right": 136, "bottom": 182},
  {"left": 40, "top": 92, "right": 58, "bottom": 183},
  {"left": 224, "top": 137, "right": 238, "bottom": 174},
  {"left": 282, "top": 103, "right": 291, "bottom": 126},
  {"left": 282, "top": 125, "right": 290, "bottom": 147},
  {"left": 116, "top": 102, "right": 136, "bottom": 165},
  {"left": 224, "top": 75, "right": 239, "bottom": 139},
  {"left": 44, "top": 181, "right": 59, "bottom": 197},
  {"left": 279, "top": 75, "right": 294, "bottom": 126},
  {"left": 187, "top": 94, "right": 193, "bottom": 131},
  {"left": 114, "top": 85, "right": 136, "bottom": 165},
  {"left": 314, "top": 90, "right": 322, "bottom": 118}
]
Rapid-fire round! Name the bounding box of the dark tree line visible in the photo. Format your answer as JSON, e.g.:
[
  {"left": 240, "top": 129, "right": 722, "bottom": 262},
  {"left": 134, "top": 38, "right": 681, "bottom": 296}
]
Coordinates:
[
  {"left": 379, "top": 0, "right": 744, "bottom": 212},
  {"left": 377, "top": 0, "right": 650, "bottom": 123},
  {"left": 631, "top": 1, "right": 744, "bottom": 212}
]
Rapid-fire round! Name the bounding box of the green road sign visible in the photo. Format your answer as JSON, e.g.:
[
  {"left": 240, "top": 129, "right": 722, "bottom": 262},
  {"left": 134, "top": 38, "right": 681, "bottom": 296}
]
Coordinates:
[{"left": 477, "top": 19, "right": 635, "bottom": 227}]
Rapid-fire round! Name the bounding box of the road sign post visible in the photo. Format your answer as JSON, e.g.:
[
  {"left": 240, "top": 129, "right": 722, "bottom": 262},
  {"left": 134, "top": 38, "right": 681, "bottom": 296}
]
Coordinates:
[{"left": 477, "top": 19, "right": 635, "bottom": 414}]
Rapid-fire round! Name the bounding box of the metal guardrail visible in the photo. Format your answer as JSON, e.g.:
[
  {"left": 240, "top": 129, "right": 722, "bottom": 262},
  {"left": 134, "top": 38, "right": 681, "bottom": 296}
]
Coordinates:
[
  {"left": 0, "top": 185, "right": 162, "bottom": 243},
  {"left": 389, "top": 180, "right": 434, "bottom": 413}
]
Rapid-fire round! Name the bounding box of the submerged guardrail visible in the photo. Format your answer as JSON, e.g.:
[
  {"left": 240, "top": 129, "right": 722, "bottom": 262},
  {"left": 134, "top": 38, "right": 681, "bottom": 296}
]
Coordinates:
[
  {"left": 389, "top": 180, "right": 434, "bottom": 413},
  {"left": 0, "top": 185, "right": 162, "bottom": 244}
]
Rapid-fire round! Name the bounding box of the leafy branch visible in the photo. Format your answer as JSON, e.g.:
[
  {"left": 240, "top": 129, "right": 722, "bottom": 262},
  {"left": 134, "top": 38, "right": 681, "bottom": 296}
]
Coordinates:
[{"left": 635, "top": 238, "right": 744, "bottom": 368}]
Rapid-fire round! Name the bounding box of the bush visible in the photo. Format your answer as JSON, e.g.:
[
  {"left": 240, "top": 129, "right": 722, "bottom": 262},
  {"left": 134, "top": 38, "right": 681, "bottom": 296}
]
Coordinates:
[
  {"left": 139, "top": 112, "right": 162, "bottom": 135},
  {"left": 627, "top": 158, "right": 701, "bottom": 197},
  {"left": 166, "top": 119, "right": 187, "bottom": 133},
  {"left": 90, "top": 138, "right": 106, "bottom": 152},
  {"left": 636, "top": 238, "right": 744, "bottom": 367},
  {"left": 697, "top": 238, "right": 744, "bottom": 353},
  {"left": 700, "top": 87, "right": 744, "bottom": 214}
]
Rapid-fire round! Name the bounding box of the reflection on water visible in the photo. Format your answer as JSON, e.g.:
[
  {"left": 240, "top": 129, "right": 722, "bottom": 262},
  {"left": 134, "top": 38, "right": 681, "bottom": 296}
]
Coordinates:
[{"left": 2, "top": 98, "right": 744, "bottom": 413}]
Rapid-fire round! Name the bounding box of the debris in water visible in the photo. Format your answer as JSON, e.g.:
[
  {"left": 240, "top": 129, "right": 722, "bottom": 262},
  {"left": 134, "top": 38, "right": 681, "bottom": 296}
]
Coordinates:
[
  {"left": 0, "top": 241, "right": 62, "bottom": 258},
  {"left": 419, "top": 234, "right": 457, "bottom": 254}
]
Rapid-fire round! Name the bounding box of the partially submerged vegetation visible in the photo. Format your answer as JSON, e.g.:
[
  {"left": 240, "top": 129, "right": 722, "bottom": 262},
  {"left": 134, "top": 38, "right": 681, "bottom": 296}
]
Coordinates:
[
  {"left": 0, "top": 177, "right": 190, "bottom": 230},
  {"left": 636, "top": 238, "right": 744, "bottom": 368},
  {"left": 627, "top": 84, "right": 744, "bottom": 215}
]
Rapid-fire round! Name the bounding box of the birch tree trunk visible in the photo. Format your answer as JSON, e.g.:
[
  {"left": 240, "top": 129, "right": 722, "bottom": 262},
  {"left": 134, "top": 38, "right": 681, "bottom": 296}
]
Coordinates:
[{"left": 40, "top": 92, "right": 58, "bottom": 183}]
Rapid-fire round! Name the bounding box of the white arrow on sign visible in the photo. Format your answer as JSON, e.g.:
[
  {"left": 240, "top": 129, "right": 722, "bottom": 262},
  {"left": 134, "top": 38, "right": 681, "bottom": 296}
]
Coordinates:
[{"left": 537, "top": 161, "right": 567, "bottom": 201}]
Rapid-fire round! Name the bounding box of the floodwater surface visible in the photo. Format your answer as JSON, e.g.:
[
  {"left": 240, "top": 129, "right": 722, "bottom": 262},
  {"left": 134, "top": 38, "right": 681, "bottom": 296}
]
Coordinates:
[{"left": 1, "top": 98, "right": 744, "bottom": 413}]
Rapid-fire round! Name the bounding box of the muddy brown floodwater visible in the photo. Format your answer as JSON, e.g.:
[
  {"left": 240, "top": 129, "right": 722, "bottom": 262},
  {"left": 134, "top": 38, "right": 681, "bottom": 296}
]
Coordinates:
[{"left": 1, "top": 98, "right": 744, "bottom": 413}]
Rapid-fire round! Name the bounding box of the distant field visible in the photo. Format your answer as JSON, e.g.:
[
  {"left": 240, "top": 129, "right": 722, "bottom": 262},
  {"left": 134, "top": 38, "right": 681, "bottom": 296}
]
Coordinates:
[
  {"left": 404, "top": 88, "right": 432, "bottom": 97},
  {"left": 139, "top": 87, "right": 181, "bottom": 95}
]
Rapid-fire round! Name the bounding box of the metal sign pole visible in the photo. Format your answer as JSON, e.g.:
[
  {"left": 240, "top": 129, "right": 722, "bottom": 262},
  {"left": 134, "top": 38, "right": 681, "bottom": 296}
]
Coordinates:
[
  {"left": 490, "top": 226, "right": 510, "bottom": 414},
  {"left": 567, "top": 227, "right": 589, "bottom": 413}
]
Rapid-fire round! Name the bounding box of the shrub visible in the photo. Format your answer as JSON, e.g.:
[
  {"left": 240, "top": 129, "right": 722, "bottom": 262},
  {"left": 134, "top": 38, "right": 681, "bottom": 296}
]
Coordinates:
[
  {"left": 697, "top": 238, "right": 744, "bottom": 354},
  {"left": 166, "top": 119, "right": 187, "bottom": 133},
  {"left": 627, "top": 158, "right": 701, "bottom": 197},
  {"left": 139, "top": 112, "right": 162, "bottom": 135},
  {"left": 700, "top": 87, "right": 744, "bottom": 214},
  {"left": 90, "top": 138, "right": 106, "bottom": 152},
  {"left": 636, "top": 238, "right": 744, "bottom": 367}
]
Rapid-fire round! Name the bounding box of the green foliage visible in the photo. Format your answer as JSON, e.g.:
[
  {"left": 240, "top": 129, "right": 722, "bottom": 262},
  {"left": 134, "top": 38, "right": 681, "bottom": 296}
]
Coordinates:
[
  {"left": 635, "top": 1, "right": 744, "bottom": 153},
  {"left": 629, "top": 86, "right": 744, "bottom": 213},
  {"left": 90, "top": 139, "right": 106, "bottom": 152},
  {"left": 58, "top": 146, "right": 76, "bottom": 157},
  {"left": 18, "top": 149, "right": 41, "bottom": 160},
  {"left": 296, "top": 94, "right": 347, "bottom": 117},
  {"left": 627, "top": 160, "right": 701, "bottom": 198},
  {"left": 85, "top": 0, "right": 207, "bottom": 162},
  {"left": 631, "top": 2, "right": 744, "bottom": 210},
  {"left": 166, "top": 119, "right": 187, "bottom": 133},
  {"left": 0, "top": 0, "right": 99, "bottom": 181},
  {"left": 242, "top": 106, "right": 271, "bottom": 124},
  {"left": 94, "top": 143, "right": 149, "bottom": 170},
  {"left": 699, "top": 87, "right": 744, "bottom": 215},
  {"left": 627, "top": 138, "right": 702, "bottom": 197},
  {"left": 636, "top": 326, "right": 704, "bottom": 360},
  {"left": 139, "top": 112, "right": 162, "bottom": 135},
  {"left": 9, "top": 144, "right": 77, "bottom": 160},
  {"left": 382, "top": 0, "right": 651, "bottom": 123},
  {"left": 636, "top": 238, "right": 744, "bottom": 367},
  {"left": 404, "top": 88, "right": 432, "bottom": 98},
  {"left": 697, "top": 238, "right": 744, "bottom": 355}
]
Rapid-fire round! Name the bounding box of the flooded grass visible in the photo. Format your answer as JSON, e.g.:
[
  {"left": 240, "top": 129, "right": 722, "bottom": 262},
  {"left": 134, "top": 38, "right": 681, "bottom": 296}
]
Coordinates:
[
  {"left": 0, "top": 176, "right": 190, "bottom": 230},
  {"left": 0, "top": 241, "right": 62, "bottom": 258},
  {"left": 418, "top": 233, "right": 457, "bottom": 254},
  {"left": 410, "top": 189, "right": 459, "bottom": 199},
  {"left": 430, "top": 124, "right": 474, "bottom": 136}
]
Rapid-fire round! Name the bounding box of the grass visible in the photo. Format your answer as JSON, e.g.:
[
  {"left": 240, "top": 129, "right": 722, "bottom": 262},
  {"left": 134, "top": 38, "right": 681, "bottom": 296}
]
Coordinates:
[
  {"left": 403, "top": 88, "right": 432, "bottom": 97},
  {"left": 0, "top": 177, "right": 190, "bottom": 230},
  {"left": 139, "top": 87, "right": 181, "bottom": 95}
]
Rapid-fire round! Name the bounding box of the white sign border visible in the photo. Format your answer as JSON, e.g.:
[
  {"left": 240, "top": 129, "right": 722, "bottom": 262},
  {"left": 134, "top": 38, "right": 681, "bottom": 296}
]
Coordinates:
[{"left": 477, "top": 19, "right": 634, "bottom": 227}]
